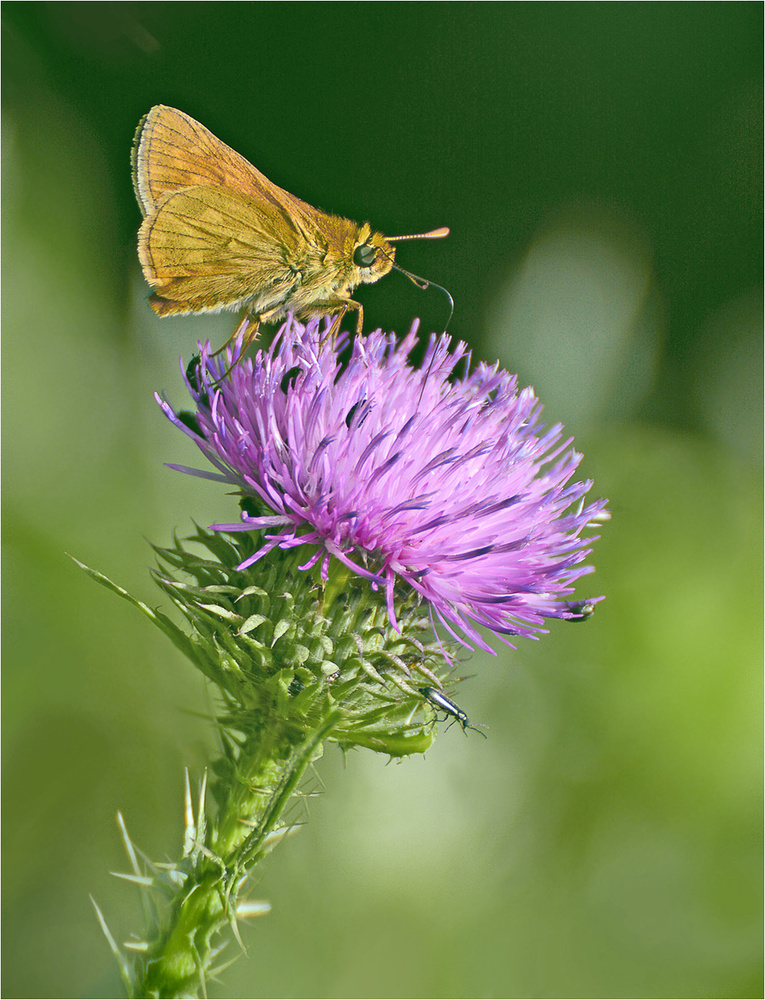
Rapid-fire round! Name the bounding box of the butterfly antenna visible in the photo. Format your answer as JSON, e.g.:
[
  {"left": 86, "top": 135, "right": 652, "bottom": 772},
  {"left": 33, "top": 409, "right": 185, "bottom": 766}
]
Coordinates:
[{"left": 387, "top": 226, "right": 451, "bottom": 243}]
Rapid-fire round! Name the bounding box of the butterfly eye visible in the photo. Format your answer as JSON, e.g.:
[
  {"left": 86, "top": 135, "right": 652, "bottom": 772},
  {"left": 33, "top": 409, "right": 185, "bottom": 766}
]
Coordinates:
[{"left": 353, "top": 244, "right": 378, "bottom": 268}]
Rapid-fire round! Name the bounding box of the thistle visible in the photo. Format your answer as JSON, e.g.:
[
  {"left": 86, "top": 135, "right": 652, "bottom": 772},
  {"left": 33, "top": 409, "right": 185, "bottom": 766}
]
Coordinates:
[{"left": 84, "top": 316, "right": 607, "bottom": 998}]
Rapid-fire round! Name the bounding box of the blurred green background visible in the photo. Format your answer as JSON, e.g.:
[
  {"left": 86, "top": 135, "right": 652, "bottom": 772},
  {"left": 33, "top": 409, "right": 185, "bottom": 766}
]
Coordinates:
[{"left": 3, "top": 4, "right": 762, "bottom": 998}]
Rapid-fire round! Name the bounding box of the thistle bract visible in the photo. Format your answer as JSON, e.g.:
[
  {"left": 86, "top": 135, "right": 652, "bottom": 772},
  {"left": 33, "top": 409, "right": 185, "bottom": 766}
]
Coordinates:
[{"left": 157, "top": 317, "right": 607, "bottom": 652}]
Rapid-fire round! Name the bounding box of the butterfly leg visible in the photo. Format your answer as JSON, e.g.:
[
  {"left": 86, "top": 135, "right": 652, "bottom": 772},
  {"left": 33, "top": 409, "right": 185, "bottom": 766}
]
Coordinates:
[
  {"left": 211, "top": 312, "right": 259, "bottom": 358},
  {"left": 341, "top": 299, "right": 363, "bottom": 335},
  {"left": 351, "top": 301, "right": 364, "bottom": 335},
  {"left": 312, "top": 298, "right": 363, "bottom": 340},
  {"left": 207, "top": 313, "right": 261, "bottom": 384},
  {"left": 324, "top": 307, "right": 348, "bottom": 344}
]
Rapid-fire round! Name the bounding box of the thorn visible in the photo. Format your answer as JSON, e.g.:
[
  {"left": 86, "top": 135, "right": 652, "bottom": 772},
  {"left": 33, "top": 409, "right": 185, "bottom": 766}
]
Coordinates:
[
  {"left": 116, "top": 812, "right": 141, "bottom": 877},
  {"left": 91, "top": 896, "right": 132, "bottom": 989},
  {"left": 307, "top": 763, "right": 326, "bottom": 792},
  {"left": 209, "top": 940, "right": 230, "bottom": 963},
  {"left": 123, "top": 940, "right": 150, "bottom": 952},
  {"left": 236, "top": 900, "right": 272, "bottom": 919},
  {"left": 111, "top": 871, "right": 155, "bottom": 887},
  {"left": 229, "top": 914, "right": 247, "bottom": 954},
  {"left": 208, "top": 951, "right": 242, "bottom": 982},
  {"left": 198, "top": 770, "right": 208, "bottom": 832},
  {"left": 198, "top": 959, "right": 208, "bottom": 1000},
  {"left": 182, "top": 768, "right": 195, "bottom": 856}
]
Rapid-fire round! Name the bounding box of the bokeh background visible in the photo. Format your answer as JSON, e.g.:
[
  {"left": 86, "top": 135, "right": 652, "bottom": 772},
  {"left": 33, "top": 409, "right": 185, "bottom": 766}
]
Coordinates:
[{"left": 3, "top": 4, "right": 762, "bottom": 998}]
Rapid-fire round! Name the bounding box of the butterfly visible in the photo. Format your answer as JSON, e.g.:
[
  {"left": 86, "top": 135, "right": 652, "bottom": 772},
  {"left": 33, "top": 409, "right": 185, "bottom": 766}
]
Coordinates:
[{"left": 132, "top": 105, "right": 449, "bottom": 352}]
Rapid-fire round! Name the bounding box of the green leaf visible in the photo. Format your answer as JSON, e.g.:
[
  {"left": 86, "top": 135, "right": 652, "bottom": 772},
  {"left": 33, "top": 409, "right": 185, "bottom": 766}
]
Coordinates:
[{"left": 69, "top": 555, "right": 197, "bottom": 660}]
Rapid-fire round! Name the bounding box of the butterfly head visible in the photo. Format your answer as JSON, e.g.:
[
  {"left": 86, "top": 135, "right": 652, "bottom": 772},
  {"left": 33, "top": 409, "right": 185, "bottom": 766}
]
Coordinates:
[{"left": 351, "top": 224, "right": 396, "bottom": 285}]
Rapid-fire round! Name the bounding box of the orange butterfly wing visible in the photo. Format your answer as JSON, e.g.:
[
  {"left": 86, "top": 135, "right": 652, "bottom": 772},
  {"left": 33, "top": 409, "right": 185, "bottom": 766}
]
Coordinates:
[{"left": 132, "top": 105, "right": 321, "bottom": 238}]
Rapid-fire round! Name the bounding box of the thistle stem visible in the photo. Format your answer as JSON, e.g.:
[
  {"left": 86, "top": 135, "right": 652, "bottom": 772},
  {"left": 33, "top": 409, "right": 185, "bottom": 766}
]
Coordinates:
[{"left": 134, "top": 711, "right": 341, "bottom": 999}]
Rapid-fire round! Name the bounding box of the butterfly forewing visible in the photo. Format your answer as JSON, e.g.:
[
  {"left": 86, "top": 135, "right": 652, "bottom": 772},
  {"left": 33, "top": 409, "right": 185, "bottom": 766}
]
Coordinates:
[{"left": 132, "top": 105, "right": 320, "bottom": 236}]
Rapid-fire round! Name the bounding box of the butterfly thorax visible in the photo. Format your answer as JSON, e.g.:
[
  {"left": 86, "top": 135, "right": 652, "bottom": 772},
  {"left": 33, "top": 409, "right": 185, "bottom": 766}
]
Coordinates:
[{"left": 274, "top": 216, "right": 395, "bottom": 321}]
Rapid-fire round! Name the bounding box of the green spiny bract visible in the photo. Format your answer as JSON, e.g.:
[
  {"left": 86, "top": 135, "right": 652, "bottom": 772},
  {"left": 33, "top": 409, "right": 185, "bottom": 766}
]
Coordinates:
[{"left": 151, "top": 524, "right": 452, "bottom": 765}]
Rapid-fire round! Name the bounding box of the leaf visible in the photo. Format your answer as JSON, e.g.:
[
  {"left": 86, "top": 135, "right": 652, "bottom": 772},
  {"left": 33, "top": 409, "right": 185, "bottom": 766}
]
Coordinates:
[{"left": 69, "top": 555, "right": 197, "bottom": 660}]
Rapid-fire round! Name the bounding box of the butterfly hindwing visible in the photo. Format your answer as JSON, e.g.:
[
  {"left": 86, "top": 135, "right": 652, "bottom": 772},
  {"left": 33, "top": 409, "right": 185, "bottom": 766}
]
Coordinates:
[{"left": 138, "top": 184, "right": 302, "bottom": 315}]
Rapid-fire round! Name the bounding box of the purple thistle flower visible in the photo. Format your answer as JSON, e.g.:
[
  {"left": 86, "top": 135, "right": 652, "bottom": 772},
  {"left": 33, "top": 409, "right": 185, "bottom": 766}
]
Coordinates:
[{"left": 157, "top": 317, "right": 608, "bottom": 653}]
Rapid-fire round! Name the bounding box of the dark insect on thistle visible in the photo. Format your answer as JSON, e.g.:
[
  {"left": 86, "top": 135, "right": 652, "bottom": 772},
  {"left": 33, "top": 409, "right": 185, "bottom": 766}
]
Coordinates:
[
  {"left": 184, "top": 354, "right": 210, "bottom": 407},
  {"left": 280, "top": 365, "right": 302, "bottom": 393},
  {"left": 178, "top": 355, "right": 209, "bottom": 436},
  {"left": 345, "top": 398, "right": 371, "bottom": 429},
  {"left": 177, "top": 410, "right": 204, "bottom": 437},
  {"left": 564, "top": 599, "right": 596, "bottom": 622},
  {"left": 419, "top": 686, "right": 487, "bottom": 738},
  {"left": 185, "top": 354, "right": 202, "bottom": 391}
]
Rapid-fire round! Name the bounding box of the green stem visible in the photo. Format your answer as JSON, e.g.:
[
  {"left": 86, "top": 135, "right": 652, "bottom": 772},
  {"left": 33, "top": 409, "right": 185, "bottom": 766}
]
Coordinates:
[
  {"left": 232, "top": 711, "right": 342, "bottom": 871},
  {"left": 133, "top": 712, "right": 341, "bottom": 999}
]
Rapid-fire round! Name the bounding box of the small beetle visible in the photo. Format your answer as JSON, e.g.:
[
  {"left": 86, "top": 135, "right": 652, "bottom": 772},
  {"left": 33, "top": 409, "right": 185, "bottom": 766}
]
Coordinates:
[
  {"left": 564, "top": 599, "right": 596, "bottom": 622},
  {"left": 419, "top": 686, "right": 487, "bottom": 738}
]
